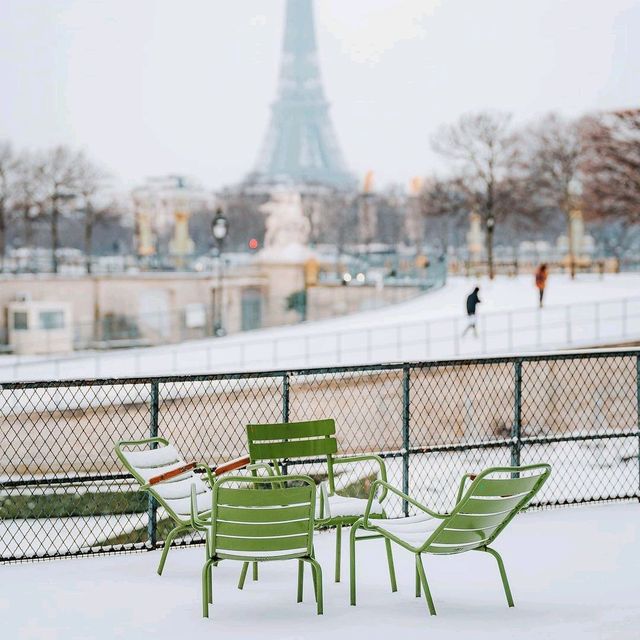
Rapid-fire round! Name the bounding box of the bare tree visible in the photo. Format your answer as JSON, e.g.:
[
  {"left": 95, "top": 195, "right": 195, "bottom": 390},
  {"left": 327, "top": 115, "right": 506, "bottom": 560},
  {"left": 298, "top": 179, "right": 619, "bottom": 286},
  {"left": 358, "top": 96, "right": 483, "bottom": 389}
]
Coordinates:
[
  {"left": 0, "top": 141, "right": 18, "bottom": 271},
  {"left": 39, "top": 146, "right": 80, "bottom": 273},
  {"left": 432, "top": 112, "right": 517, "bottom": 278},
  {"left": 74, "top": 152, "right": 112, "bottom": 273},
  {"left": 524, "top": 113, "right": 583, "bottom": 277},
  {"left": 581, "top": 109, "right": 640, "bottom": 264},
  {"left": 13, "top": 151, "right": 46, "bottom": 256},
  {"left": 419, "top": 176, "right": 469, "bottom": 255}
]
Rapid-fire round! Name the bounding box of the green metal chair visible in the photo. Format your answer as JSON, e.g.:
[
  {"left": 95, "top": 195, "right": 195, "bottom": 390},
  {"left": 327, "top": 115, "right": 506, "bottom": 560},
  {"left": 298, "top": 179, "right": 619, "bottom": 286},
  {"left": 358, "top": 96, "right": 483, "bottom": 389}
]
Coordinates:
[
  {"left": 349, "top": 463, "right": 551, "bottom": 615},
  {"left": 115, "top": 437, "right": 252, "bottom": 576},
  {"left": 193, "top": 474, "right": 323, "bottom": 618},
  {"left": 245, "top": 418, "right": 397, "bottom": 591}
]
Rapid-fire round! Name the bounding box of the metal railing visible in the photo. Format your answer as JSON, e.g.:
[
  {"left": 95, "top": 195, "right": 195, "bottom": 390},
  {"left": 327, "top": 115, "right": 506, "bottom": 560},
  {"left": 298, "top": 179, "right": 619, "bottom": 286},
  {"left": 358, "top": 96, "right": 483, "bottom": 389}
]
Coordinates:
[
  {"left": 1, "top": 295, "right": 639, "bottom": 382},
  {"left": 1, "top": 348, "right": 638, "bottom": 563}
]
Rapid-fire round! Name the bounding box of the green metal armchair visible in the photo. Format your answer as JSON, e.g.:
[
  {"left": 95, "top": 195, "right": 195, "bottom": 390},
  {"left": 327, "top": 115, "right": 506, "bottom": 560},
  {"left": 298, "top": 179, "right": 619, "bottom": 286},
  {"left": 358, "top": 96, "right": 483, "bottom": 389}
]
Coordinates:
[
  {"left": 115, "top": 437, "right": 250, "bottom": 576},
  {"left": 245, "top": 418, "right": 397, "bottom": 591},
  {"left": 193, "top": 474, "right": 323, "bottom": 618},
  {"left": 349, "top": 463, "right": 551, "bottom": 615}
]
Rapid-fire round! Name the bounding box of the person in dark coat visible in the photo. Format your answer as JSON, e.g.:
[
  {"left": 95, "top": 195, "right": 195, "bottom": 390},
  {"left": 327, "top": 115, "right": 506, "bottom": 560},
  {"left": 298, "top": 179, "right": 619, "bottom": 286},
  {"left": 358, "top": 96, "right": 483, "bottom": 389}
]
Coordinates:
[{"left": 462, "top": 286, "right": 481, "bottom": 337}]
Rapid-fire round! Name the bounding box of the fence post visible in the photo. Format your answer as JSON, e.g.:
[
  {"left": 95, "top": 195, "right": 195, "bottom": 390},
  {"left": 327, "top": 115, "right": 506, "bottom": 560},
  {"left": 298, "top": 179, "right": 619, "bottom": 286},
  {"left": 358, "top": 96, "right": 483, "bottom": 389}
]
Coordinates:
[
  {"left": 512, "top": 360, "right": 522, "bottom": 476},
  {"left": 282, "top": 372, "right": 290, "bottom": 476},
  {"left": 147, "top": 380, "right": 159, "bottom": 548},
  {"left": 637, "top": 356, "right": 640, "bottom": 500},
  {"left": 402, "top": 366, "right": 410, "bottom": 517}
]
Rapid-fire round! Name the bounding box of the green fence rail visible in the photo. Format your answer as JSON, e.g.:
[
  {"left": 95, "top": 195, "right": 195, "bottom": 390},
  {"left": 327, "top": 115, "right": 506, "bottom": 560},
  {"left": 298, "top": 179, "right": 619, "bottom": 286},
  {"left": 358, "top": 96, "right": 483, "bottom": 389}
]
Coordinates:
[{"left": 1, "top": 348, "right": 639, "bottom": 562}]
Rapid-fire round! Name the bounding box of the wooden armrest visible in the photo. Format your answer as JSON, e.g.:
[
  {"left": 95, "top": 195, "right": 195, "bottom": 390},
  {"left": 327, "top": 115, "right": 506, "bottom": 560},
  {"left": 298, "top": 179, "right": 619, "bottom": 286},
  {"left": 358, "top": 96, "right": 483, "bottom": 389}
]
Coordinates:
[
  {"left": 214, "top": 455, "right": 251, "bottom": 476},
  {"left": 148, "top": 462, "right": 196, "bottom": 485}
]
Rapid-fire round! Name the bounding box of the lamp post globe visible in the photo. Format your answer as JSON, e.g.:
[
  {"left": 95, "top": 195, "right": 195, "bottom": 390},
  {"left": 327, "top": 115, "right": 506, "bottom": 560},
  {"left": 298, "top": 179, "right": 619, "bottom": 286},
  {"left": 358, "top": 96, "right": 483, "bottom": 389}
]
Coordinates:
[{"left": 211, "top": 208, "right": 228, "bottom": 250}]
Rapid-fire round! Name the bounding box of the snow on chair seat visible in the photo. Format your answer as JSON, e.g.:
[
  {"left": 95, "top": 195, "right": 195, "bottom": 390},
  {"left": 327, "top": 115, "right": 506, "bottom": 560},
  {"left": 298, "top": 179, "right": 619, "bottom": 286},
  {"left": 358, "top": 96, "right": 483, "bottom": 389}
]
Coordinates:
[{"left": 319, "top": 494, "right": 384, "bottom": 519}]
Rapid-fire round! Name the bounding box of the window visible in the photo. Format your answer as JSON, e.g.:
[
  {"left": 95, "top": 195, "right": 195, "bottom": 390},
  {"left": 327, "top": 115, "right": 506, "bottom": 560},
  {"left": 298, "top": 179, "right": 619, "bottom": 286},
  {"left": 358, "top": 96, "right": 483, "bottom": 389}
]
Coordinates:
[
  {"left": 38, "top": 310, "right": 65, "bottom": 330},
  {"left": 13, "top": 311, "right": 28, "bottom": 331},
  {"left": 241, "top": 288, "right": 262, "bottom": 332}
]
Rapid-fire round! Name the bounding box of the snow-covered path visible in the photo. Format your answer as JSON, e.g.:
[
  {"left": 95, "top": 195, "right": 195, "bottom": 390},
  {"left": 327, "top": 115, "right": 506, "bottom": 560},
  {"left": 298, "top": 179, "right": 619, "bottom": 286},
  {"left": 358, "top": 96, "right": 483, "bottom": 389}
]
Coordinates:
[
  {"left": 1, "top": 273, "right": 639, "bottom": 381},
  {"left": 2, "top": 503, "right": 638, "bottom": 639}
]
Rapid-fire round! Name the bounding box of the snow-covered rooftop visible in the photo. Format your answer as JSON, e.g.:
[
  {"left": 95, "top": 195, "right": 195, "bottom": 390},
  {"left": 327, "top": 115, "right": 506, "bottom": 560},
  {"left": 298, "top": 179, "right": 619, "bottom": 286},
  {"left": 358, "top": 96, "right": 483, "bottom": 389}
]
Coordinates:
[{"left": 2, "top": 503, "right": 638, "bottom": 639}]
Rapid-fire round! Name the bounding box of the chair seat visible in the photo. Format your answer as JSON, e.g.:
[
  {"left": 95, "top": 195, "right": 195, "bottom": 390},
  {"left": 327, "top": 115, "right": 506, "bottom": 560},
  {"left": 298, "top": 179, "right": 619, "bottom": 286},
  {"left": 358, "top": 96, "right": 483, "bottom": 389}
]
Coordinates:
[
  {"left": 164, "top": 489, "right": 212, "bottom": 518},
  {"left": 372, "top": 512, "right": 440, "bottom": 548},
  {"left": 322, "top": 494, "right": 385, "bottom": 519}
]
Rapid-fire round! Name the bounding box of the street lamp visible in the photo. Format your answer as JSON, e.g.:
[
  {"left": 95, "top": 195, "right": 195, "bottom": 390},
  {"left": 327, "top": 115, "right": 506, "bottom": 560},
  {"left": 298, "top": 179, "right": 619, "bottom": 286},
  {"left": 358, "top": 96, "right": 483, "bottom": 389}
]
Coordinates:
[
  {"left": 486, "top": 213, "right": 495, "bottom": 280},
  {"left": 211, "top": 208, "right": 229, "bottom": 337}
]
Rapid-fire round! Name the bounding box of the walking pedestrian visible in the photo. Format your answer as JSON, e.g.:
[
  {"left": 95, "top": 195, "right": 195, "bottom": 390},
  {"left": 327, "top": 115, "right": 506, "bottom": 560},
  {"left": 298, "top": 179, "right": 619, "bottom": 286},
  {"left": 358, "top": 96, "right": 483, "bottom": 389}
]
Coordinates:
[
  {"left": 462, "top": 286, "right": 481, "bottom": 337},
  {"left": 535, "top": 264, "right": 548, "bottom": 308}
]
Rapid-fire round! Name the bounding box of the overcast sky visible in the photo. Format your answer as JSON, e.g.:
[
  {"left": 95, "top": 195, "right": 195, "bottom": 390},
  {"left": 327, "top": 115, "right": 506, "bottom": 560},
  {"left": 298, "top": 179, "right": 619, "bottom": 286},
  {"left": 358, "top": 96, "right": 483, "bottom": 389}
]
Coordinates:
[{"left": 1, "top": 0, "right": 638, "bottom": 191}]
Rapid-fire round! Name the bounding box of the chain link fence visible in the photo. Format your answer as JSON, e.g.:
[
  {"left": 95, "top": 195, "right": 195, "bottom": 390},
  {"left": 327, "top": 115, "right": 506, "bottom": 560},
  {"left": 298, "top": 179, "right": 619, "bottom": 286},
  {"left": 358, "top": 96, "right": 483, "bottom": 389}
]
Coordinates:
[{"left": 1, "top": 349, "right": 639, "bottom": 563}]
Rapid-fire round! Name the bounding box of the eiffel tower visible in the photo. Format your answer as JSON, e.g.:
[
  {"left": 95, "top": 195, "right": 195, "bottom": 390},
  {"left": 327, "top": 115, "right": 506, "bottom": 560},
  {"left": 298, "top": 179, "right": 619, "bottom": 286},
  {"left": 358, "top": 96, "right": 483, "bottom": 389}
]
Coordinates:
[{"left": 246, "top": 0, "right": 356, "bottom": 190}]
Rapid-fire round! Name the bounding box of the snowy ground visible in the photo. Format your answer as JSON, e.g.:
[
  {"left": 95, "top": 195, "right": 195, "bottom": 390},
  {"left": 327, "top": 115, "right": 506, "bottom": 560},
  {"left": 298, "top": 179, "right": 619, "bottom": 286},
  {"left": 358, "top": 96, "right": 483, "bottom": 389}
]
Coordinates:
[
  {"left": 2, "top": 503, "right": 638, "bottom": 640},
  {"left": 1, "top": 273, "right": 639, "bottom": 382}
]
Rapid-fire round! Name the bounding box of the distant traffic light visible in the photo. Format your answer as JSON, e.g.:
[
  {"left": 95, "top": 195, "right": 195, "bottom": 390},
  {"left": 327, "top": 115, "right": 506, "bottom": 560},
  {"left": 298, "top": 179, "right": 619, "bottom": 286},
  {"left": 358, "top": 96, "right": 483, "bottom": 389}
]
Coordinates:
[{"left": 248, "top": 238, "right": 259, "bottom": 251}]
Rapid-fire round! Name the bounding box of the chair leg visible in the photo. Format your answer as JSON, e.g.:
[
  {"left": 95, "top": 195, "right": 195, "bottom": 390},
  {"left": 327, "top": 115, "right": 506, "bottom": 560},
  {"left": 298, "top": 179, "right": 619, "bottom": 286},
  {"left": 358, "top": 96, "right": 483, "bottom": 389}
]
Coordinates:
[
  {"left": 483, "top": 547, "right": 514, "bottom": 607},
  {"left": 415, "top": 563, "right": 421, "bottom": 597},
  {"left": 252, "top": 561, "right": 259, "bottom": 581},
  {"left": 334, "top": 524, "right": 342, "bottom": 583},
  {"left": 202, "top": 559, "right": 214, "bottom": 618},
  {"left": 384, "top": 538, "right": 398, "bottom": 592},
  {"left": 415, "top": 554, "right": 437, "bottom": 616},
  {"left": 157, "top": 525, "right": 185, "bottom": 576},
  {"left": 310, "top": 547, "right": 318, "bottom": 601},
  {"left": 297, "top": 559, "right": 304, "bottom": 603},
  {"left": 305, "top": 556, "right": 324, "bottom": 615},
  {"left": 237, "top": 562, "right": 249, "bottom": 590},
  {"left": 349, "top": 518, "right": 363, "bottom": 606}
]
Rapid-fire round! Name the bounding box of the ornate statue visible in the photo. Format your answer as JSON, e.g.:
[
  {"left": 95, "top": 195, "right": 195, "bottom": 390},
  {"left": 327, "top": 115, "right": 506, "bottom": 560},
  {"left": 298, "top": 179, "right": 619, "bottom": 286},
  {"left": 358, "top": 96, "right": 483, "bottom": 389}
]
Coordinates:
[
  {"left": 259, "top": 191, "right": 312, "bottom": 261},
  {"left": 134, "top": 197, "right": 156, "bottom": 257}
]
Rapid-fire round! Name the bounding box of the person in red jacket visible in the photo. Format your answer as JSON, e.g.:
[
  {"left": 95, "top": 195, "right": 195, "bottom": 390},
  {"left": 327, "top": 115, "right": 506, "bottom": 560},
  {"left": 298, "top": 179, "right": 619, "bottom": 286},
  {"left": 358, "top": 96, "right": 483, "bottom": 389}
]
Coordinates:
[{"left": 535, "top": 264, "right": 548, "bottom": 308}]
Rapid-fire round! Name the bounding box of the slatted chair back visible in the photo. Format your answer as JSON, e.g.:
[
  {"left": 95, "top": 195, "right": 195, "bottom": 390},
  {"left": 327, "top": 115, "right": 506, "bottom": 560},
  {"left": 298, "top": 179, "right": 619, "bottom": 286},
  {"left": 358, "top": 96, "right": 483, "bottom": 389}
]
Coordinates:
[
  {"left": 246, "top": 418, "right": 338, "bottom": 489},
  {"left": 424, "top": 464, "right": 551, "bottom": 555},
  {"left": 211, "top": 475, "right": 316, "bottom": 561},
  {"left": 116, "top": 437, "right": 211, "bottom": 523}
]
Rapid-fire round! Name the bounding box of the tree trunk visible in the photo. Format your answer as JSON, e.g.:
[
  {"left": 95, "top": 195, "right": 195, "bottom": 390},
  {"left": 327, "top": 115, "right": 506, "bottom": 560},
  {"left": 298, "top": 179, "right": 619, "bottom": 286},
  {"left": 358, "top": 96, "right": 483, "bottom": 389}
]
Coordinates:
[
  {"left": 23, "top": 207, "right": 33, "bottom": 247},
  {"left": 51, "top": 200, "right": 59, "bottom": 274},
  {"left": 486, "top": 226, "right": 495, "bottom": 280},
  {"left": 0, "top": 204, "right": 6, "bottom": 273},
  {"left": 567, "top": 213, "right": 575, "bottom": 280},
  {"left": 85, "top": 204, "right": 93, "bottom": 275}
]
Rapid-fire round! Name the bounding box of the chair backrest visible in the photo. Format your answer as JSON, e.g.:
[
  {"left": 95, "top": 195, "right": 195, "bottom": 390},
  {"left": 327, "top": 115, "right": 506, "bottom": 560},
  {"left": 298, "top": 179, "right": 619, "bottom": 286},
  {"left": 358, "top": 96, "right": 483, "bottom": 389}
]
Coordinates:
[
  {"left": 246, "top": 419, "right": 338, "bottom": 476},
  {"left": 211, "top": 475, "right": 316, "bottom": 560},
  {"left": 424, "top": 464, "right": 551, "bottom": 555},
  {"left": 115, "top": 437, "right": 211, "bottom": 523}
]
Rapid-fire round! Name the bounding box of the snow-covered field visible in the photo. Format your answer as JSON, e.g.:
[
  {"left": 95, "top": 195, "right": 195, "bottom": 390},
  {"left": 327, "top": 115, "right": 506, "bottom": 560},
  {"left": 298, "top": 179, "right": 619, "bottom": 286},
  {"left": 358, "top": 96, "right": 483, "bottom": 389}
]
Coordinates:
[
  {"left": 1, "top": 273, "right": 639, "bottom": 382},
  {"left": 2, "top": 503, "right": 638, "bottom": 639}
]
